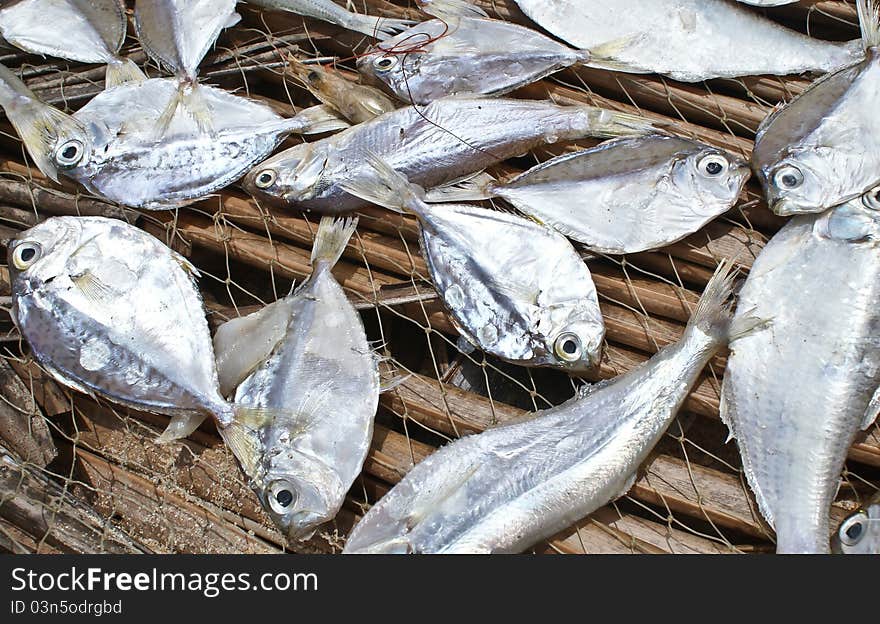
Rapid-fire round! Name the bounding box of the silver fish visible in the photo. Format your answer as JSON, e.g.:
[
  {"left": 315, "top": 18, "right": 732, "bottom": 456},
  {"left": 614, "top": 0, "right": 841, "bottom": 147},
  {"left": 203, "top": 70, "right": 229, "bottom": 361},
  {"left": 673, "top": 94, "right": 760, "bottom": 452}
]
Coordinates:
[
  {"left": 721, "top": 190, "right": 880, "bottom": 553},
  {"left": 243, "top": 95, "right": 656, "bottom": 213},
  {"left": 0, "top": 0, "right": 144, "bottom": 87},
  {"left": 751, "top": 1, "right": 880, "bottom": 216},
  {"left": 245, "top": 0, "right": 413, "bottom": 40},
  {"left": 0, "top": 70, "right": 345, "bottom": 208},
  {"left": 344, "top": 262, "right": 748, "bottom": 554},
  {"left": 7, "top": 216, "right": 233, "bottom": 443},
  {"left": 832, "top": 493, "right": 880, "bottom": 554},
  {"left": 357, "top": 16, "right": 588, "bottom": 105},
  {"left": 341, "top": 156, "right": 604, "bottom": 372},
  {"left": 214, "top": 217, "right": 379, "bottom": 542},
  {"left": 287, "top": 56, "right": 396, "bottom": 124},
  {"left": 512, "top": 0, "right": 863, "bottom": 82},
  {"left": 426, "top": 135, "right": 751, "bottom": 254}
]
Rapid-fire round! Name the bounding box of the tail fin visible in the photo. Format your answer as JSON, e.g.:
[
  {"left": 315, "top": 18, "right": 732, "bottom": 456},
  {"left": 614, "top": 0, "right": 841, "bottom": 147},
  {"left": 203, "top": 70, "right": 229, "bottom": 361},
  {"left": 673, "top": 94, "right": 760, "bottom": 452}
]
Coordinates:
[
  {"left": 857, "top": 0, "right": 880, "bottom": 49},
  {"left": 417, "top": 0, "right": 489, "bottom": 19},
  {"left": 311, "top": 216, "right": 358, "bottom": 272},
  {"left": 339, "top": 153, "right": 429, "bottom": 218},
  {"left": 585, "top": 34, "right": 654, "bottom": 74},
  {"left": 105, "top": 57, "right": 146, "bottom": 88},
  {"left": 154, "top": 82, "right": 215, "bottom": 139},
  {"left": 687, "top": 260, "right": 767, "bottom": 346},
  {"left": 289, "top": 104, "right": 350, "bottom": 135},
  {"left": 423, "top": 171, "right": 498, "bottom": 203},
  {"left": 343, "top": 13, "right": 415, "bottom": 40},
  {"left": 0, "top": 63, "right": 88, "bottom": 182},
  {"left": 578, "top": 105, "right": 659, "bottom": 139}
]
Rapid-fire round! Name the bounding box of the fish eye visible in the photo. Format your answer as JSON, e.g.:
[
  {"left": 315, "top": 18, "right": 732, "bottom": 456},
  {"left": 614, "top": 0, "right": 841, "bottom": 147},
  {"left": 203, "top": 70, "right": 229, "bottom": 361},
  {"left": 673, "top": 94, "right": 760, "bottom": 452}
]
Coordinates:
[
  {"left": 254, "top": 169, "right": 277, "bottom": 189},
  {"left": 54, "top": 139, "right": 85, "bottom": 168},
  {"left": 554, "top": 332, "right": 582, "bottom": 362},
  {"left": 306, "top": 70, "right": 320, "bottom": 83},
  {"left": 838, "top": 512, "right": 867, "bottom": 546},
  {"left": 697, "top": 154, "right": 728, "bottom": 178},
  {"left": 372, "top": 55, "right": 398, "bottom": 72},
  {"left": 772, "top": 165, "right": 804, "bottom": 191},
  {"left": 11, "top": 241, "right": 42, "bottom": 270},
  {"left": 267, "top": 480, "right": 298, "bottom": 514},
  {"left": 862, "top": 185, "right": 880, "bottom": 211}
]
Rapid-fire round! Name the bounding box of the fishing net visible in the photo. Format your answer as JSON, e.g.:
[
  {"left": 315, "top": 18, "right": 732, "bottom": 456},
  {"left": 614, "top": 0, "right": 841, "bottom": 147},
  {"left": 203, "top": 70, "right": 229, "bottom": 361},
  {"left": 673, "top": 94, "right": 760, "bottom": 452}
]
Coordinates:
[{"left": 0, "top": 0, "right": 877, "bottom": 554}]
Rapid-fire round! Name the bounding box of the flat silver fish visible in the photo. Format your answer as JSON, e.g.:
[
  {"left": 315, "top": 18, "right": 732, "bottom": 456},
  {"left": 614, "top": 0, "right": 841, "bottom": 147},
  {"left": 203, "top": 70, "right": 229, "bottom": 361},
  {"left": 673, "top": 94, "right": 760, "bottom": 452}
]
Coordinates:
[
  {"left": 214, "top": 217, "right": 379, "bottom": 542},
  {"left": 721, "top": 189, "right": 880, "bottom": 553},
  {"left": 512, "top": 0, "right": 863, "bottom": 82},
  {"left": 0, "top": 69, "right": 346, "bottom": 208},
  {"left": 357, "top": 16, "right": 588, "bottom": 105},
  {"left": 246, "top": 0, "right": 413, "bottom": 40},
  {"left": 7, "top": 216, "right": 232, "bottom": 443},
  {"left": 751, "top": 1, "right": 880, "bottom": 216},
  {"left": 342, "top": 156, "right": 604, "bottom": 372},
  {"left": 243, "top": 95, "right": 656, "bottom": 213},
  {"left": 832, "top": 493, "right": 880, "bottom": 554},
  {"left": 426, "top": 134, "right": 751, "bottom": 254},
  {"left": 344, "top": 262, "right": 748, "bottom": 553},
  {"left": 0, "top": 0, "right": 144, "bottom": 87}
]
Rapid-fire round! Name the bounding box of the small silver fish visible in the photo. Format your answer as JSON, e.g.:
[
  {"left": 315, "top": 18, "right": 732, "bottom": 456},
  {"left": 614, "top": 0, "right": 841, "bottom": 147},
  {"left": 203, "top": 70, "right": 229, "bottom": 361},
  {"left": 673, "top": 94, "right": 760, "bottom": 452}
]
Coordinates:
[
  {"left": 7, "top": 216, "right": 232, "bottom": 443},
  {"left": 214, "top": 217, "right": 379, "bottom": 542},
  {"left": 0, "top": 69, "right": 345, "bottom": 208},
  {"left": 832, "top": 493, "right": 880, "bottom": 554},
  {"left": 357, "top": 16, "right": 588, "bottom": 105},
  {"left": 245, "top": 0, "right": 413, "bottom": 40},
  {"left": 341, "top": 156, "right": 604, "bottom": 372},
  {"left": 344, "top": 262, "right": 749, "bottom": 554},
  {"left": 426, "top": 134, "right": 751, "bottom": 254},
  {"left": 287, "top": 56, "right": 396, "bottom": 124},
  {"left": 0, "top": 0, "right": 145, "bottom": 87},
  {"left": 751, "top": 1, "right": 880, "bottom": 216},
  {"left": 243, "top": 95, "right": 656, "bottom": 213},
  {"left": 512, "top": 0, "right": 863, "bottom": 82},
  {"left": 721, "top": 189, "right": 880, "bottom": 553}
]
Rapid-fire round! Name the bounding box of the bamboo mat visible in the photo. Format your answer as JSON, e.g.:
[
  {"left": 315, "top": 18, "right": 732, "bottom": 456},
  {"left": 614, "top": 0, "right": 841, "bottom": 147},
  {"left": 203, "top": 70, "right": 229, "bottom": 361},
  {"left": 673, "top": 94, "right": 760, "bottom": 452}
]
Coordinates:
[{"left": 0, "top": 0, "right": 877, "bottom": 554}]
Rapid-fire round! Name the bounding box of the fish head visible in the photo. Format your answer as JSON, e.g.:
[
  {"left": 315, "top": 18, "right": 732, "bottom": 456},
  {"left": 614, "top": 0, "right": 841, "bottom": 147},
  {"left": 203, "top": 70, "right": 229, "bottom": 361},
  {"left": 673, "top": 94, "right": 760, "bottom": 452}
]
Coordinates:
[
  {"left": 255, "top": 454, "right": 345, "bottom": 543},
  {"left": 543, "top": 316, "right": 605, "bottom": 373},
  {"left": 243, "top": 143, "right": 330, "bottom": 207},
  {"left": 357, "top": 50, "right": 416, "bottom": 100},
  {"left": 7, "top": 216, "right": 82, "bottom": 299},
  {"left": 831, "top": 497, "right": 880, "bottom": 554},
  {"left": 673, "top": 146, "right": 751, "bottom": 217},
  {"left": 757, "top": 153, "right": 843, "bottom": 217}
]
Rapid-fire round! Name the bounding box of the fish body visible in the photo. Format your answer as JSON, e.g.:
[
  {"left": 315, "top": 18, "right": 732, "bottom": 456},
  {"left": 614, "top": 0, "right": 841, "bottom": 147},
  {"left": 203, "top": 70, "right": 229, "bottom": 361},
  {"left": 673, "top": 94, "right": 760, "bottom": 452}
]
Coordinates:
[
  {"left": 512, "top": 0, "right": 862, "bottom": 81},
  {"left": 7, "top": 216, "right": 231, "bottom": 442},
  {"left": 214, "top": 218, "right": 379, "bottom": 542},
  {"left": 288, "top": 57, "right": 396, "bottom": 123},
  {"left": 243, "top": 95, "right": 655, "bottom": 213},
  {"left": 429, "top": 135, "right": 750, "bottom": 254},
  {"left": 721, "top": 192, "right": 880, "bottom": 553},
  {"left": 357, "top": 17, "right": 587, "bottom": 105},
  {"left": 0, "top": 0, "right": 144, "bottom": 86},
  {"left": 344, "top": 262, "right": 742, "bottom": 554},
  {"left": 342, "top": 157, "right": 604, "bottom": 372},
  {"left": 832, "top": 493, "right": 880, "bottom": 554},
  {"left": 246, "top": 0, "right": 413, "bottom": 40}
]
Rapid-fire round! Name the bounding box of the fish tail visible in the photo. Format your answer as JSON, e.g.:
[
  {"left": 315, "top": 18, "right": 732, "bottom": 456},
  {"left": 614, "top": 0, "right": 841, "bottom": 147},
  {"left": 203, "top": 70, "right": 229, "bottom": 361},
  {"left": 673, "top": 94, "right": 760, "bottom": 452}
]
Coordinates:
[
  {"left": 154, "top": 412, "right": 208, "bottom": 444},
  {"left": 687, "top": 260, "right": 768, "bottom": 347},
  {"left": 311, "top": 215, "right": 358, "bottom": 272},
  {"left": 0, "top": 64, "right": 86, "bottom": 182},
  {"left": 576, "top": 105, "right": 660, "bottom": 139},
  {"left": 585, "top": 34, "right": 654, "bottom": 74},
  {"left": 288, "top": 104, "right": 350, "bottom": 135},
  {"left": 153, "top": 82, "right": 215, "bottom": 140},
  {"left": 857, "top": 0, "right": 880, "bottom": 49},
  {"left": 339, "top": 152, "right": 429, "bottom": 218},
  {"left": 104, "top": 57, "right": 146, "bottom": 89},
  {"left": 343, "top": 13, "right": 415, "bottom": 41},
  {"left": 422, "top": 171, "right": 497, "bottom": 203}
]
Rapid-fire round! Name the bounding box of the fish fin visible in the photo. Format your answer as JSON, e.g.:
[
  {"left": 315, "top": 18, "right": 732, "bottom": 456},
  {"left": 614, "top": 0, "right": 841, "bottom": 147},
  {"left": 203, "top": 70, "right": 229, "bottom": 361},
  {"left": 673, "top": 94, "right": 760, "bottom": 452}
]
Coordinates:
[
  {"left": 104, "top": 57, "right": 146, "bottom": 88},
  {"left": 311, "top": 215, "right": 358, "bottom": 271},
  {"left": 585, "top": 34, "right": 653, "bottom": 74},
  {"left": 728, "top": 307, "right": 772, "bottom": 344},
  {"left": 153, "top": 83, "right": 215, "bottom": 139},
  {"left": 342, "top": 13, "right": 415, "bottom": 41},
  {"left": 857, "top": 0, "right": 880, "bottom": 49},
  {"left": 218, "top": 417, "right": 262, "bottom": 478},
  {"left": 339, "top": 152, "right": 428, "bottom": 217},
  {"left": 71, "top": 270, "right": 116, "bottom": 306},
  {"left": 379, "top": 372, "right": 410, "bottom": 393},
  {"left": 577, "top": 106, "right": 660, "bottom": 139},
  {"left": 155, "top": 413, "right": 207, "bottom": 444},
  {"left": 423, "top": 171, "right": 497, "bottom": 203},
  {"left": 685, "top": 259, "right": 746, "bottom": 345},
  {"left": 418, "top": 0, "right": 488, "bottom": 19},
  {"left": 291, "top": 104, "right": 350, "bottom": 135},
  {"left": 861, "top": 385, "right": 880, "bottom": 430},
  {"left": 0, "top": 65, "right": 87, "bottom": 183}
]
